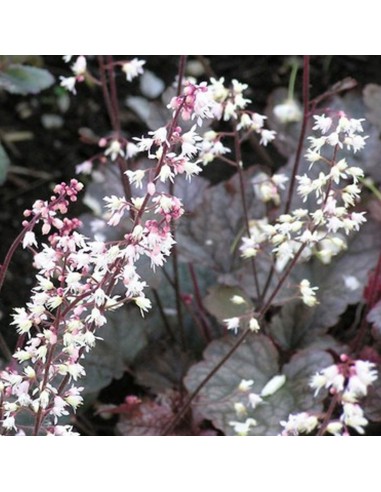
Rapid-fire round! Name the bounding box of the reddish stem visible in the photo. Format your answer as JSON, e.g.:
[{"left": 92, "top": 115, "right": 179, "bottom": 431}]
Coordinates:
[{"left": 284, "top": 55, "right": 310, "bottom": 214}]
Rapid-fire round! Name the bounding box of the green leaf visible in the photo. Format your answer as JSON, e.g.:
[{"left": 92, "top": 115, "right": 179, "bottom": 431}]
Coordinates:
[
  {"left": 0, "top": 64, "right": 54, "bottom": 95},
  {"left": 184, "top": 335, "right": 333, "bottom": 435},
  {"left": 203, "top": 285, "right": 253, "bottom": 322},
  {"left": 0, "top": 143, "right": 10, "bottom": 185}
]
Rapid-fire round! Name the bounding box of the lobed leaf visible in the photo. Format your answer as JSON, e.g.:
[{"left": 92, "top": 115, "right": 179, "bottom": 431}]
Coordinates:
[{"left": 184, "top": 334, "right": 332, "bottom": 435}]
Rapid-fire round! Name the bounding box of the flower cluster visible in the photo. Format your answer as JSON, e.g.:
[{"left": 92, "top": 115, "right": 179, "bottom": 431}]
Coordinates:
[
  {"left": 121, "top": 58, "right": 146, "bottom": 82},
  {"left": 60, "top": 56, "right": 87, "bottom": 95},
  {"left": 167, "top": 78, "right": 275, "bottom": 166},
  {"left": 280, "top": 355, "right": 378, "bottom": 436},
  {"left": 252, "top": 171, "right": 289, "bottom": 206},
  {"left": 2, "top": 192, "right": 184, "bottom": 434},
  {"left": 1, "top": 73, "right": 228, "bottom": 434},
  {"left": 229, "top": 375, "right": 286, "bottom": 435},
  {"left": 238, "top": 112, "right": 367, "bottom": 309}
]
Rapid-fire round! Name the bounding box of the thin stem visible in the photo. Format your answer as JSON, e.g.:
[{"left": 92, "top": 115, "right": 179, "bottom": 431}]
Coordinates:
[
  {"left": 162, "top": 240, "right": 309, "bottom": 435},
  {"left": 0, "top": 218, "right": 37, "bottom": 293},
  {"left": 287, "top": 60, "right": 299, "bottom": 101},
  {"left": 284, "top": 55, "right": 310, "bottom": 215},
  {"left": 351, "top": 249, "right": 381, "bottom": 353},
  {"left": 168, "top": 55, "right": 188, "bottom": 351},
  {"left": 233, "top": 130, "right": 261, "bottom": 302},
  {"left": 33, "top": 344, "right": 55, "bottom": 435},
  {"left": 97, "top": 56, "right": 117, "bottom": 130},
  {"left": 98, "top": 56, "right": 132, "bottom": 207},
  {"left": 162, "top": 267, "right": 211, "bottom": 344},
  {"left": 116, "top": 155, "right": 133, "bottom": 216},
  {"left": 152, "top": 288, "right": 176, "bottom": 341},
  {"left": 107, "top": 55, "right": 121, "bottom": 134},
  {"left": 162, "top": 327, "right": 251, "bottom": 435},
  {"left": 133, "top": 103, "right": 184, "bottom": 227},
  {"left": 170, "top": 236, "right": 186, "bottom": 351},
  {"left": 317, "top": 393, "right": 340, "bottom": 436},
  {"left": 260, "top": 55, "right": 310, "bottom": 304},
  {"left": 188, "top": 263, "right": 212, "bottom": 343}
]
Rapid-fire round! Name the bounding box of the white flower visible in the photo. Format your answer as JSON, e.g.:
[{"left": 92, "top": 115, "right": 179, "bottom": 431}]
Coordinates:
[
  {"left": 259, "top": 129, "right": 276, "bottom": 146},
  {"left": 2, "top": 415, "right": 17, "bottom": 431},
  {"left": 58, "top": 363, "right": 86, "bottom": 381},
  {"left": 229, "top": 418, "right": 257, "bottom": 436},
  {"left": 22, "top": 231, "right": 37, "bottom": 249},
  {"left": 344, "top": 134, "right": 368, "bottom": 153},
  {"left": 65, "top": 271, "right": 82, "bottom": 291},
  {"left": 238, "top": 379, "right": 254, "bottom": 392},
  {"left": 230, "top": 295, "right": 246, "bottom": 305},
  {"left": 343, "top": 275, "right": 360, "bottom": 291},
  {"left": 308, "top": 136, "right": 326, "bottom": 152},
  {"left": 60, "top": 76, "right": 77, "bottom": 94},
  {"left": 312, "top": 114, "right": 332, "bottom": 134},
  {"left": 122, "top": 58, "right": 146, "bottom": 82},
  {"left": 326, "top": 421, "right": 343, "bottom": 436},
  {"left": 341, "top": 403, "right": 368, "bottom": 434},
  {"left": 11, "top": 308, "right": 32, "bottom": 335},
  {"left": 104, "top": 140, "right": 124, "bottom": 161},
  {"left": 299, "top": 279, "right": 319, "bottom": 307},
  {"left": 273, "top": 99, "right": 302, "bottom": 123},
  {"left": 76, "top": 160, "right": 93, "bottom": 174},
  {"left": 64, "top": 392, "right": 83, "bottom": 410},
  {"left": 224, "top": 317, "right": 240, "bottom": 334},
  {"left": 93, "top": 288, "right": 106, "bottom": 307},
  {"left": 46, "top": 295, "right": 63, "bottom": 310},
  {"left": 125, "top": 169, "right": 145, "bottom": 189},
  {"left": 348, "top": 360, "right": 378, "bottom": 397},
  {"left": 181, "top": 125, "right": 202, "bottom": 157},
  {"left": 248, "top": 393, "right": 263, "bottom": 409},
  {"left": 71, "top": 56, "right": 86, "bottom": 76},
  {"left": 252, "top": 172, "right": 278, "bottom": 204},
  {"left": 310, "top": 364, "right": 344, "bottom": 395},
  {"left": 86, "top": 307, "right": 107, "bottom": 327},
  {"left": 280, "top": 412, "right": 319, "bottom": 436},
  {"left": 249, "top": 318, "right": 260, "bottom": 332},
  {"left": 234, "top": 403, "right": 247, "bottom": 418},
  {"left": 251, "top": 113, "right": 267, "bottom": 131},
  {"left": 261, "top": 374, "right": 286, "bottom": 397},
  {"left": 158, "top": 164, "right": 174, "bottom": 183},
  {"left": 134, "top": 296, "right": 152, "bottom": 317},
  {"left": 183, "top": 161, "right": 202, "bottom": 180},
  {"left": 305, "top": 148, "right": 322, "bottom": 166}
]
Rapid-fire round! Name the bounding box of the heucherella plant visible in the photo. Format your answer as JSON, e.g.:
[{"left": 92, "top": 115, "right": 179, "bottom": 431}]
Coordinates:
[{"left": 0, "top": 55, "right": 379, "bottom": 436}]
